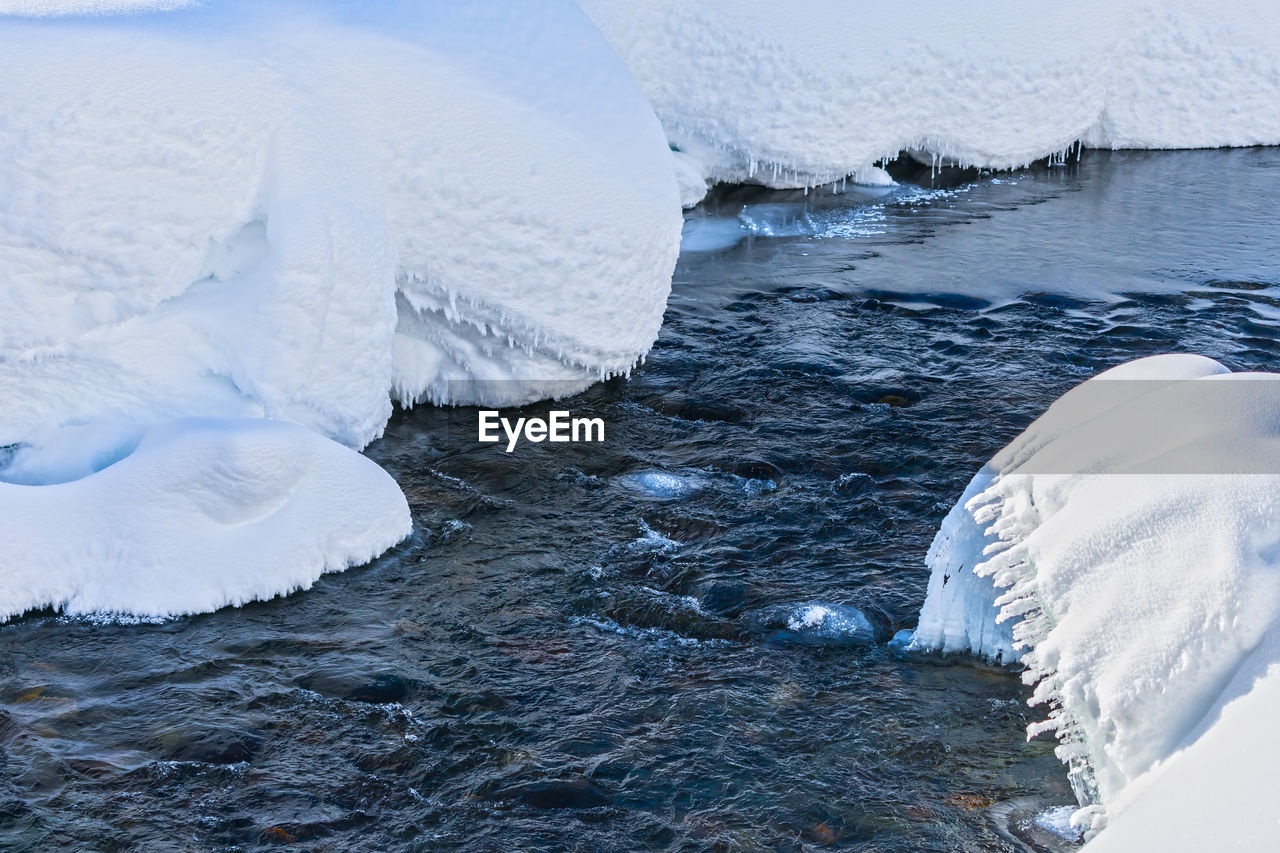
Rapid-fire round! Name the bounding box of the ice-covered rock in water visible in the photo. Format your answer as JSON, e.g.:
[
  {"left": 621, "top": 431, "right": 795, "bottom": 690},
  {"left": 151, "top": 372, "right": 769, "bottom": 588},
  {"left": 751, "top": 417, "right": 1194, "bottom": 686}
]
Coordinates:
[
  {"left": 0, "top": 0, "right": 681, "bottom": 449},
  {"left": 784, "top": 603, "right": 877, "bottom": 642},
  {"left": 615, "top": 469, "right": 706, "bottom": 500},
  {"left": 911, "top": 354, "right": 1280, "bottom": 846},
  {"left": 577, "top": 0, "right": 1280, "bottom": 193},
  {"left": 750, "top": 602, "right": 885, "bottom": 645},
  {"left": 0, "top": 417, "right": 411, "bottom": 620}
]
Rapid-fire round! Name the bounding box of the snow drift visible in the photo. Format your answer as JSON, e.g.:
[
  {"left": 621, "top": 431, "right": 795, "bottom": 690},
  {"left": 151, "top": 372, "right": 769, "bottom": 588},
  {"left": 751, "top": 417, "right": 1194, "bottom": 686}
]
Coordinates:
[
  {"left": 911, "top": 354, "right": 1280, "bottom": 846},
  {"left": 0, "top": 0, "right": 680, "bottom": 619},
  {"left": 0, "top": 417, "right": 411, "bottom": 621},
  {"left": 0, "top": 0, "right": 682, "bottom": 449},
  {"left": 577, "top": 0, "right": 1280, "bottom": 204}
]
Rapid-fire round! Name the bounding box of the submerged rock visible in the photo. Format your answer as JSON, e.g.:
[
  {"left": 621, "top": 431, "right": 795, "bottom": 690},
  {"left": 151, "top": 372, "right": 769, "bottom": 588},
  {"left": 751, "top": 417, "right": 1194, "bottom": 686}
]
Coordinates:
[
  {"left": 491, "top": 778, "right": 611, "bottom": 810},
  {"left": 296, "top": 671, "right": 416, "bottom": 705},
  {"left": 159, "top": 728, "right": 261, "bottom": 765}
]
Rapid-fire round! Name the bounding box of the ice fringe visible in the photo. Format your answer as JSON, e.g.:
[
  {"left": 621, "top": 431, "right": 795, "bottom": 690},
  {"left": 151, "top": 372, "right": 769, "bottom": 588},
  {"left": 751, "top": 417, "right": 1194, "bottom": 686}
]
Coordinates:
[{"left": 911, "top": 354, "right": 1280, "bottom": 844}]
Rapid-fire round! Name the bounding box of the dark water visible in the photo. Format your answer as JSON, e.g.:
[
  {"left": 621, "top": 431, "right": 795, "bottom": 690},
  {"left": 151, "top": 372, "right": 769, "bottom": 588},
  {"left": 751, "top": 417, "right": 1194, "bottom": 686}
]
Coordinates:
[{"left": 3, "top": 149, "right": 1279, "bottom": 852}]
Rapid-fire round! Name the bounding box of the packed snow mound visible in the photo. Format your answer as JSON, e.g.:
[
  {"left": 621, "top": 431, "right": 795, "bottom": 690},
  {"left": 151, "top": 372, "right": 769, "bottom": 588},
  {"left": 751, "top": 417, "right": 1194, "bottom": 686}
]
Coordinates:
[
  {"left": 1079, "top": 631, "right": 1280, "bottom": 852},
  {"left": 577, "top": 0, "right": 1280, "bottom": 201},
  {"left": 911, "top": 354, "right": 1280, "bottom": 844},
  {"left": 0, "top": 417, "right": 411, "bottom": 621},
  {"left": 0, "top": 0, "right": 681, "bottom": 449}
]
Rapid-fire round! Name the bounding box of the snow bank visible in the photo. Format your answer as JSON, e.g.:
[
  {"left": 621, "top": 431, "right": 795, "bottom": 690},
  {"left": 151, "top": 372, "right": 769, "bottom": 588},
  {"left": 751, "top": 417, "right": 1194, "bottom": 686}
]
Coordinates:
[
  {"left": 1080, "top": 631, "right": 1280, "bottom": 852},
  {"left": 577, "top": 0, "right": 1280, "bottom": 202},
  {"left": 0, "top": 0, "right": 684, "bottom": 619},
  {"left": 911, "top": 354, "right": 1280, "bottom": 844},
  {"left": 0, "top": 0, "right": 681, "bottom": 450},
  {"left": 0, "top": 417, "right": 411, "bottom": 620}
]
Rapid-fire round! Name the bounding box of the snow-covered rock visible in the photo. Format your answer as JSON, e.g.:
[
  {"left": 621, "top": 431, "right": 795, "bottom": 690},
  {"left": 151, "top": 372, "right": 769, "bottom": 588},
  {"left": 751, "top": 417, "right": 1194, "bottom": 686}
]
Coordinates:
[
  {"left": 0, "top": 417, "right": 411, "bottom": 621},
  {"left": 0, "top": 0, "right": 683, "bottom": 620},
  {"left": 911, "top": 354, "right": 1280, "bottom": 846},
  {"left": 0, "top": 0, "right": 681, "bottom": 449},
  {"left": 577, "top": 0, "right": 1280, "bottom": 195}
]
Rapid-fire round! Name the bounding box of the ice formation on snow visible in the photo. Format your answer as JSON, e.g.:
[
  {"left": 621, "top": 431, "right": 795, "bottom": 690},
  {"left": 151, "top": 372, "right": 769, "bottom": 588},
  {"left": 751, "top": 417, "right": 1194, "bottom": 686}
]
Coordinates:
[
  {"left": 577, "top": 0, "right": 1280, "bottom": 204},
  {"left": 0, "top": 417, "right": 411, "bottom": 621},
  {"left": 616, "top": 470, "right": 705, "bottom": 500},
  {"left": 911, "top": 354, "right": 1280, "bottom": 846}
]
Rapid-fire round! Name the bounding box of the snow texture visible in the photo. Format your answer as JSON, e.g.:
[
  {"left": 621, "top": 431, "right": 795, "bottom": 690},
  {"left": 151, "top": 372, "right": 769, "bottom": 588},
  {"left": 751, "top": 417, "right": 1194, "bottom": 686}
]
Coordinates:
[
  {"left": 1081, "top": 631, "right": 1280, "bottom": 851},
  {"left": 911, "top": 354, "right": 1280, "bottom": 846},
  {"left": 577, "top": 0, "right": 1280, "bottom": 201},
  {"left": 0, "top": 0, "right": 685, "bottom": 621},
  {"left": 0, "top": 417, "right": 411, "bottom": 621},
  {"left": 0, "top": 0, "right": 682, "bottom": 450}
]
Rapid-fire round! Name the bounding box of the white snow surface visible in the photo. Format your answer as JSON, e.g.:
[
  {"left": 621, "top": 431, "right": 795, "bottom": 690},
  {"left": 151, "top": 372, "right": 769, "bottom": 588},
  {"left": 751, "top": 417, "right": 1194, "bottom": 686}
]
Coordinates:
[
  {"left": 0, "top": 417, "right": 411, "bottom": 621},
  {"left": 577, "top": 0, "right": 1280, "bottom": 198},
  {"left": 0, "top": 0, "right": 681, "bottom": 450},
  {"left": 911, "top": 354, "right": 1280, "bottom": 846},
  {"left": 1081, "top": 631, "right": 1280, "bottom": 851},
  {"left": 0, "top": 0, "right": 684, "bottom": 620}
]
